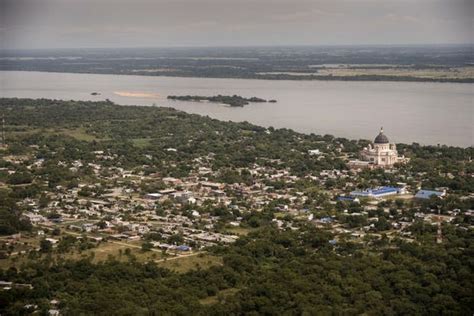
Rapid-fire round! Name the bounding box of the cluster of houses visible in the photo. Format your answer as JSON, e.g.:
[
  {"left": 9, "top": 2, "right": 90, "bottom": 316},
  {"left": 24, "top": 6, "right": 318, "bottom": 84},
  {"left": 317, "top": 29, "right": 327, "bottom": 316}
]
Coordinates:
[
  {"left": 12, "top": 149, "right": 460, "bottom": 249},
  {"left": 1, "top": 134, "right": 470, "bottom": 261}
]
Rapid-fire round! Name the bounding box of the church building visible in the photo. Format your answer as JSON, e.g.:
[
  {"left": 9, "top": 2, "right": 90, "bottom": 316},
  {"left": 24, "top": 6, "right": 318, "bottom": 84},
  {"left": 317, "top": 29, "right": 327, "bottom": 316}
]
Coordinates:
[{"left": 360, "top": 127, "right": 405, "bottom": 167}]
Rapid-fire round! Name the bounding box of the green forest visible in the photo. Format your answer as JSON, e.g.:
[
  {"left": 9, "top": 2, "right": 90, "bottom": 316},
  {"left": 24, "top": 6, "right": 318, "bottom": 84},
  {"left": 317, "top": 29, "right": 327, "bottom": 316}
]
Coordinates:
[
  {"left": 167, "top": 95, "right": 271, "bottom": 107},
  {"left": 1, "top": 225, "right": 473, "bottom": 315}
]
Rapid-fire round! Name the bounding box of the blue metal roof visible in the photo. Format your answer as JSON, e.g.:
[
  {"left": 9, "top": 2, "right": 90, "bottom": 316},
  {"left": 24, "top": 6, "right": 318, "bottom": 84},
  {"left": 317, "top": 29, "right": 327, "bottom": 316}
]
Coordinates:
[
  {"left": 371, "top": 186, "right": 399, "bottom": 194},
  {"left": 177, "top": 245, "right": 191, "bottom": 251},
  {"left": 351, "top": 186, "right": 399, "bottom": 197},
  {"left": 320, "top": 217, "right": 333, "bottom": 223},
  {"left": 337, "top": 196, "right": 356, "bottom": 201},
  {"left": 415, "top": 190, "right": 444, "bottom": 199}
]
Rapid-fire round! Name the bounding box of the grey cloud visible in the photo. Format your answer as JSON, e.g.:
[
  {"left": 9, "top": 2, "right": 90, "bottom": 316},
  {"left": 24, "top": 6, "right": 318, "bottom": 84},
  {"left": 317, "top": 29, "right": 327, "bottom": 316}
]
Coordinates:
[{"left": 0, "top": 0, "right": 472, "bottom": 49}]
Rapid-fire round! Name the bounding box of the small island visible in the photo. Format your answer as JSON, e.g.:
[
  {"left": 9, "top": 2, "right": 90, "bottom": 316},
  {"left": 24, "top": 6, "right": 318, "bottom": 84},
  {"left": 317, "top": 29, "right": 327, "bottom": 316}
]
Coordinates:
[
  {"left": 91, "top": 92, "right": 101, "bottom": 96},
  {"left": 167, "top": 94, "right": 274, "bottom": 107}
]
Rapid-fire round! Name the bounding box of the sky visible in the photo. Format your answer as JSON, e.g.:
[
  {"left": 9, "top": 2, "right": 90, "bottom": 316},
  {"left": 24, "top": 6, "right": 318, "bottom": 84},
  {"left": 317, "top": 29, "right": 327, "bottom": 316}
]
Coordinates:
[{"left": 0, "top": 0, "right": 473, "bottom": 49}]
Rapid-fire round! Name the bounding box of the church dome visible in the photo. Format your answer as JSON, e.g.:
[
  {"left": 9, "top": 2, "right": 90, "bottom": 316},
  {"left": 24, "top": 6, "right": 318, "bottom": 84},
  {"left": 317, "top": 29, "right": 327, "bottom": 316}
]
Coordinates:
[{"left": 374, "top": 127, "right": 389, "bottom": 144}]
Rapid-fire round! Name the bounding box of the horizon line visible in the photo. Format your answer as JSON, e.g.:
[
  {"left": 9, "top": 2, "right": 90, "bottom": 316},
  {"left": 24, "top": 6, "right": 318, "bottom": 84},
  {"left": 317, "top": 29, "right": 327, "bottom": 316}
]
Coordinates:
[{"left": 1, "top": 43, "right": 474, "bottom": 51}]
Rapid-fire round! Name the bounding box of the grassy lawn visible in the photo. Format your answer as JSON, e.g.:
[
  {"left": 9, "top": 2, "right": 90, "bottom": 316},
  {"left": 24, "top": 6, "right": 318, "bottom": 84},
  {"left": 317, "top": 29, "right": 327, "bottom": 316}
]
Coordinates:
[
  {"left": 0, "top": 229, "right": 219, "bottom": 271},
  {"left": 224, "top": 226, "right": 255, "bottom": 236},
  {"left": 131, "top": 138, "right": 153, "bottom": 148},
  {"left": 316, "top": 66, "right": 474, "bottom": 80},
  {"left": 156, "top": 253, "right": 223, "bottom": 273},
  {"left": 7, "top": 125, "right": 108, "bottom": 142},
  {"left": 0, "top": 255, "right": 30, "bottom": 269},
  {"left": 76, "top": 241, "right": 163, "bottom": 263},
  {"left": 0, "top": 234, "right": 40, "bottom": 254},
  {"left": 8, "top": 127, "right": 46, "bottom": 136},
  {"left": 274, "top": 212, "right": 288, "bottom": 219},
  {"left": 60, "top": 128, "right": 99, "bottom": 142},
  {"left": 0, "top": 240, "right": 164, "bottom": 269}
]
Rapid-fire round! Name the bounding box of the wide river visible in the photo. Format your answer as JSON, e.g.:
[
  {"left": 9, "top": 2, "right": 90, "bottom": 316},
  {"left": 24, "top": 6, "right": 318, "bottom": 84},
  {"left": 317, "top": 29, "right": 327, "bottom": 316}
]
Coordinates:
[{"left": 0, "top": 71, "right": 472, "bottom": 147}]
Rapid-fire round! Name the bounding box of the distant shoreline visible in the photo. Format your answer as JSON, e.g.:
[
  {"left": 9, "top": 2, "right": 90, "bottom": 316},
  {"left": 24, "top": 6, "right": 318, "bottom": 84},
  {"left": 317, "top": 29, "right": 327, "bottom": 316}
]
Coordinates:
[{"left": 1, "top": 69, "right": 473, "bottom": 84}]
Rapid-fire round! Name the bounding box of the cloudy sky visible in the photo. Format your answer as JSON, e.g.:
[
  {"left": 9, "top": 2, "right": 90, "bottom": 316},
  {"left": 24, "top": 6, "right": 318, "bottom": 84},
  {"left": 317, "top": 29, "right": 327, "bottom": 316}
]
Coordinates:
[{"left": 1, "top": 0, "right": 472, "bottom": 49}]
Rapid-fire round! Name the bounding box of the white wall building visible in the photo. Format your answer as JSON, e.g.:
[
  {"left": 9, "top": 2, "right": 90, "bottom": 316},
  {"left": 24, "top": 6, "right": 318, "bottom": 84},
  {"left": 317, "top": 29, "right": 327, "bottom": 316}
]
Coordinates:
[{"left": 361, "top": 128, "right": 405, "bottom": 167}]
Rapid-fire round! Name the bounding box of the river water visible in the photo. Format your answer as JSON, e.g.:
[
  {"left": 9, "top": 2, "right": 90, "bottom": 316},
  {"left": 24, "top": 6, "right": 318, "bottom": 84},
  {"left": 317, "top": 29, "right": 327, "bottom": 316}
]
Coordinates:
[{"left": 0, "top": 71, "right": 472, "bottom": 146}]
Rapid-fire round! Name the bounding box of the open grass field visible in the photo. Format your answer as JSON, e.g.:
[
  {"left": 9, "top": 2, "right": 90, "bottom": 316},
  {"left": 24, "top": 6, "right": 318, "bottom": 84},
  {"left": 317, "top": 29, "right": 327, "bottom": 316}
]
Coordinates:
[
  {"left": 224, "top": 226, "right": 255, "bottom": 236},
  {"left": 274, "top": 212, "right": 289, "bottom": 219},
  {"left": 7, "top": 126, "right": 107, "bottom": 142},
  {"left": 60, "top": 128, "right": 99, "bottom": 142},
  {"left": 78, "top": 241, "right": 163, "bottom": 263},
  {"left": 155, "top": 252, "right": 223, "bottom": 273},
  {"left": 257, "top": 66, "right": 474, "bottom": 80},
  {"left": 131, "top": 138, "right": 153, "bottom": 148},
  {"left": 0, "top": 234, "right": 40, "bottom": 269},
  {"left": 0, "top": 234, "right": 40, "bottom": 253},
  {"left": 0, "top": 254, "right": 30, "bottom": 269},
  {"left": 0, "top": 239, "right": 165, "bottom": 269},
  {"left": 315, "top": 66, "right": 474, "bottom": 79},
  {"left": 0, "top": 227, "right": 221, "bottom": 271},
  {"left": 7, "top": 127, "right": 45, "bottom": 136}
]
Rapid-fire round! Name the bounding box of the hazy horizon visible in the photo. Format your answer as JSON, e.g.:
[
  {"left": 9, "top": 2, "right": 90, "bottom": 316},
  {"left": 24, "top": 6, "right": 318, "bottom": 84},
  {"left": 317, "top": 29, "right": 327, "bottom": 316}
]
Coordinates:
[
  {"left": 1, "top": 43, "right": 474, "bottom": 52},
  {"left": 1, "top": 0, "right": 473, "bottom": 50}
]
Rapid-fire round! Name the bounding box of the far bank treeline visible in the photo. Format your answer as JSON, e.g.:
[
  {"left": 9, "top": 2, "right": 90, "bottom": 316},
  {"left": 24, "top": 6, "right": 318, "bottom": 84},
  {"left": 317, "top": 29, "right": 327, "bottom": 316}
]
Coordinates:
[
  {"left": 167, "top": 94, "right": 277, "bottom": 107},
  {"left": 1, "top": 46, "right": 473, "bottom": 83}
]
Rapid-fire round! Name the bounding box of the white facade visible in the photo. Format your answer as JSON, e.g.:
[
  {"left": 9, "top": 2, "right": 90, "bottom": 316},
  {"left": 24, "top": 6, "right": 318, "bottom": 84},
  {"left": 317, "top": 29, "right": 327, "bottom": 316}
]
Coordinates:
[{"left": 361, "top": 128, "right": 403, "bottom": 167}]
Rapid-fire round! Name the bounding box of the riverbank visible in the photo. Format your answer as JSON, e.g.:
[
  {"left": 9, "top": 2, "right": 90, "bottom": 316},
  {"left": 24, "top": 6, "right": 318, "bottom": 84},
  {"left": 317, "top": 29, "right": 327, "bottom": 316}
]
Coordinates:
[{"left": 1, "top": 70, "right": 472, "bottom": 147}]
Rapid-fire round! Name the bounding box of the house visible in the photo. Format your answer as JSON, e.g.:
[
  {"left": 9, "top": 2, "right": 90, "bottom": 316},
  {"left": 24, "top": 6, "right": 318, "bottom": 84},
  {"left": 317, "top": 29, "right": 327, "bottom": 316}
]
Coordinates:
[
  {"left": 137, "top": 225, "right": 150, "bottom": 234},
  {"left": 176, "top": 245, "right": 192, "bottom": 251},
  {"left": 319, "top": 217, "right": 333, "bottom": 224},
  {"left": 337, "top": 196, "right": 360, "bottom": 203},
  {"left": 415, "top": 190, "right": 446, "bottom": 199},
  {"left": 159, "top": 189, "right": 176, "bottom": 195},
  {"left": 163, "top": 177, "right": 181, "bottom": 185},
  {"left": 347, "top": 160, "right": 372, "bottom": 170},
  {"left": 308, "top": 149, "right": 321, "bottom": 156},
  {"left": 110, "top": 234, "right": 128, "bottom": 240},
  {"left": 22, "top": 212, "right": 47, "bottom": 224},
  {"left": 200, "top": 181, "right": 224, "bottom": 190},
  {"left": 152, "top": 242, "right": 173, "bottom": 250},
  {"left": 172, "top": 191, "right": 194, "bottom": 203},
  {"left": 144, "top": 193, "right": 162, "bottom": 200},
  {"left": 82, "top": 223, "right": 97, "bottom": 232},
  {"left": 45, "top": 238, "right": 59, "bottom": 244}
]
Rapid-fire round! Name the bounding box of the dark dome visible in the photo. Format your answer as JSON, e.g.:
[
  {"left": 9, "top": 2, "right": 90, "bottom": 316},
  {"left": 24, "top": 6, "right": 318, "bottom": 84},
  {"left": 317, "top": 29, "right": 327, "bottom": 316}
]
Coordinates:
[{"left": 374, "top": 128, "right": 389, "bottom": 144}]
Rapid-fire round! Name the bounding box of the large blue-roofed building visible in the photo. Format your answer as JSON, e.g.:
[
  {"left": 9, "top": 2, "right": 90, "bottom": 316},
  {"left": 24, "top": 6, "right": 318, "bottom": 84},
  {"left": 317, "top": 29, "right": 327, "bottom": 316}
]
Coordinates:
[{"left": 350, "top": 186, "right": 403, "bottom": 199}]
